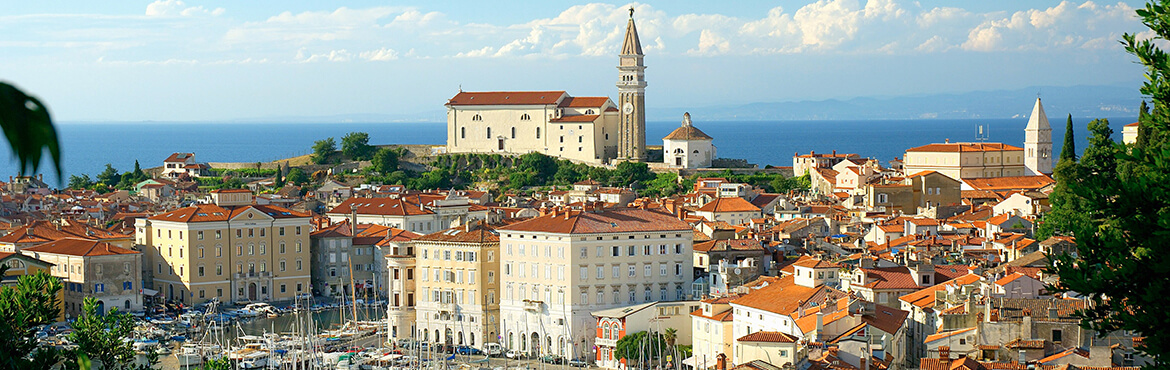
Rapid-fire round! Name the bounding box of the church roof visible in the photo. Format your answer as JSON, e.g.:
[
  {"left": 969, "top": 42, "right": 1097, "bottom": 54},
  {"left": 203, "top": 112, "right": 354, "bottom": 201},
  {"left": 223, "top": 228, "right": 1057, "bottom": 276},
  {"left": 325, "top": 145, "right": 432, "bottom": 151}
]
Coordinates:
[
  {"left": 621, "top": 11, "right": 643, "bottom": 56},
  {"left": 446, "top": 91, "right": 567, "bottom": 106},
  {"left": 1026, "top": 98, "right": 1050, "bottom": 130},
  {"left": 559, "top": 97, "right": 610, "bottom": 108},
  {"left": 664, "top": 125, "right": 713, "bottom": 141}
]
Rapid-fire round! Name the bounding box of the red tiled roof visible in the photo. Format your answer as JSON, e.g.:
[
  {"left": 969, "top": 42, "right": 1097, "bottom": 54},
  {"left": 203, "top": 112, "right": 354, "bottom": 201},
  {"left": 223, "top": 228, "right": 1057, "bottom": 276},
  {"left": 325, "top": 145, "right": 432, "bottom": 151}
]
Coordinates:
[
  {"left": 149, "top": 203, "right": 308, "bottom": 222},
  {"left": 415, "top": 224, "right": 499, "bottom": 243},
  {"left": 924, "top": 327, "right": 976, "bottom": 343},
  {"left": 899, "top": 274, "right": 982, "bottom": 308},
  {"left": 0, "top": 220, "right": 130, "bottom": 244},
  {"left": 697, "top": 197, "right": 761, "bottom": 213},
  {"left": 551, "top": 114, "right": 600, "bottom": 123},
  {"left": 738, "top": 331, "right": 798, "bottom": 343},
  {"left": 23, "top": 238, "right": 139, "bottom": 257},
  {"left": 164, "top": 152, "right": 193, "bottom": 162},
  {"left": 793, "top": 258, "right": 842, "bottom": 269},
  {"left": 906, "top": 142, "right": 1024, "bottom": 153},
  {"left": 329, "top": 197, "right": 435, "bottom": 216},
  {"left": 446, "top": 91, "right": 567, "bottom": 106},
  {"left": 994, "top": 272, "right": 1032, "bottom": 286},
  {"left": 664, "top": 125, "right": 713, "bottom": 140},
  {"left": 693, "top": 239, "right": 764, "bottom": 253},
  {"left": 963, "top": 176, "right": 1055, "bottom": 191},
  {"left": 731, "top": 275, "right": 842, "bottom": 316},
  {"left": 499, "top": 208, "right": 692, "bottom": 234}
]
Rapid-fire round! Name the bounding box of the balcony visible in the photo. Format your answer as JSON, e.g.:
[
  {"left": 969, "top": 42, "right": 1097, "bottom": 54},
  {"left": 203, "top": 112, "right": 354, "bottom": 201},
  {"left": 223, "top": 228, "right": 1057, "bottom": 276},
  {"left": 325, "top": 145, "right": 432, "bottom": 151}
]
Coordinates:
[
  {"left": 596, "top": 338, "right": 617, "bottom": 347},
  {"left": 522, "top": 299, "right": 544, "bottom": 313},
  {"left": 385, "top": 256, "right": 415, "bottom": 268},
  {"left": 438, "top": 302, "right": 458, "bottom": 312},
  {"left": 233, "top": 271, "right": 272, "bottom": 279}
]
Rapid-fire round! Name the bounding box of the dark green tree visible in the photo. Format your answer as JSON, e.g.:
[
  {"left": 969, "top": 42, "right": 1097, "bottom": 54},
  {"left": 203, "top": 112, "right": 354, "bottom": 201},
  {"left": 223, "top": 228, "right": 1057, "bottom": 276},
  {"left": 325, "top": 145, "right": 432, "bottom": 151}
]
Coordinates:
[
  {"left": 341, "top": 132, "right": 375, "bottom": 161},
  {"left": 518, "top": 152, "right": 557, "bottom": 183},
  {"left": 96, "top": 164, "right": 121, "bottom": 187},
  {"left": 218, "top": 177, "right": 245, "bottom": 190},
  {"left": 614, "top": 331, "right": 668, "bottom": 365},
  {"left": 371, "top": 147, "right": 399, "bottom": 174},
  {"left": 0, "top": 82, "right": 61, "bottom": 178},
  {"left": 286, "top": 168, "right": 309, "bottom": 186},
  {"left": 70, "top": 297, "right": 154, "bottom": 370},
  {"left": 311, "top": 137, "right": 336, "bottom": 164},
  {"left": 274, "top": 166, "right": 284, "bottom": 188},
  {"left": 132, "top": 160, "right": 143, "bottom": 178},
  {"left": 1137, "top": 100, "right": 1152, "bottom": 148},
  {"left": 1060, "top": 114, "right": 1076, "bottom": 162},
  {"left": 0, "top": 265, "right": 66, "bottom": 370},
  {"left": 610, "top": 161, "right": 654, "bottom": 188},
  {"left": 68, "top": 174, "right": 94, "bottom": 190},
  {"left": 1045, "top": 4, "right": 1170, "bottom": 366}
]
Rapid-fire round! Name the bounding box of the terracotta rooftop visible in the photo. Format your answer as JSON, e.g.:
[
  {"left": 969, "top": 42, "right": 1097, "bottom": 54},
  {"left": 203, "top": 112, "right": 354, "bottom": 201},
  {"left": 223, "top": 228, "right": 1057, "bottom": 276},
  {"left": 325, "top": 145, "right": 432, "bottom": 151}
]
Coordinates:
[
  {"left": 328, "top": 197, "right": 435, "bottom": 216},
  {"left": 906, "top": 142, "right": 1024, "bottom": 153},
  {"left": 737, "top": 331, "right": 798, "bottom": 343},
  {"left": 693, "top": 239, "right": 764, "bottom": 253},
  {"left": 551, "top": 114, "right": 600, "bottom": 123},
  {"left": 499, "top": 208, "right": 692, "bottom": 234},
  {"left": 899, "top": 274, "right": 982, "bottom": 308},
  {"left": 446, "top": 91, "right": 567, "bottom": 106},
  {"left": 150, "top": 203, "right": 308, "bottom": 222},
  {"left": 697, "top": 197, "right": 762, "bottom": 213},
  {"left": 924, "top": 327, "right": 976, "bottom": 343},
  {"left": 415, "top": 224, "right": 499, "bottom": 243},
  {"left": 962, "top": 176, "right": 1055, "bottom": 191},
  {"left": 558, "top": 97, "right": 610, "bottom": 108},
  {"left": 663, "top": 125, "right": 713, "bottom": 141},
  {"left": 164, "top": 152, "right": 194, "bottom": 162},
  {"left": 23, "top": 238, "right": 139, "bottom": 257}
]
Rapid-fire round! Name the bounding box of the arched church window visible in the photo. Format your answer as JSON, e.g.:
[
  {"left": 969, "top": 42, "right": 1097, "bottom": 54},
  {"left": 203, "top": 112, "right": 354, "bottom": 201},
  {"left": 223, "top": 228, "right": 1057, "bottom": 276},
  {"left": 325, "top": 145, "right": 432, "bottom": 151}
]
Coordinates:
[
  {"left": 472, "top": 114, "right": 482, "bottom": 121},
  {"left": 675, "top": 149, "right": 683, "bottom": 154},
  {"left": 511, "top": 127, "right": 516, "bottom": 139},
  {"left": 487, "top": 127, "right": 491, "bottom": 138},
  {"left": 521, "top": 114, "right": 531, "bottom": 121},
  {"left": 461, "top": 127, "right": 466, "bottom": 138},
  {"left": 585, "top": 109, "right": 595, "bottom": 115},
  {"left": 693, "top": 150, "right": 699, "bottom": 154},
  {"left": 536, "top": 127, "right": 541, "bottom": 139}
]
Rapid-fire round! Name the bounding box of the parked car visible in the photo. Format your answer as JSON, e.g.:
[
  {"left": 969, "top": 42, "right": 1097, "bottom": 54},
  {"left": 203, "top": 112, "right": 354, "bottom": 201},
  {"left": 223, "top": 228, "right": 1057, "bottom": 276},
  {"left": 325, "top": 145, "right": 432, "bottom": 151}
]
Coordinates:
[
  {"left": 484, "top": 343, "right": 505, "bottom": 357},
  {"left": 540, "top": 355, "right": 565, "bottom": 364},
  {"left": 505, "top": 350, "right": 526, "bottom": 359},
  {"left": 456, "top": 346, "right": 483, "bottom": 355},
  {"left": 568, "top": 360, "right": 591, "bottom": 368}
]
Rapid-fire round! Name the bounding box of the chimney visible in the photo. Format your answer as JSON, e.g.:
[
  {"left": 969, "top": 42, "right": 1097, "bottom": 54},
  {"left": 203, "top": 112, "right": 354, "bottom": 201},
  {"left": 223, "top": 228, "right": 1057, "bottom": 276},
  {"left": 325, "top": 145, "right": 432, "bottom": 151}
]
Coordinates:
[
  {"left": 940, "top": 346, "right": 951, "bottom": 361},
  {"left": 716, "top": 354, "right": 727, "bottom": 370},
  {"left": 832, "top": 150, "right": 836, "bottom": 155},
  {"left": 815, "top": 311, "right": 824, "bottom": 341}
]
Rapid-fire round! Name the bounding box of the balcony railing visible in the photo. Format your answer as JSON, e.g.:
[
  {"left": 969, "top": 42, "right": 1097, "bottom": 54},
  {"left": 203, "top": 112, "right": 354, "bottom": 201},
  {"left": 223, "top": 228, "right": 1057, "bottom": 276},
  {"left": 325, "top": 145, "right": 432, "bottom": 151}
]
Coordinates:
[
  {"left": 522, "top": 299, "right": 543, "bottom": 312},
  {"left": 233, "top": 271, "right": 272, "bottom": 279}
]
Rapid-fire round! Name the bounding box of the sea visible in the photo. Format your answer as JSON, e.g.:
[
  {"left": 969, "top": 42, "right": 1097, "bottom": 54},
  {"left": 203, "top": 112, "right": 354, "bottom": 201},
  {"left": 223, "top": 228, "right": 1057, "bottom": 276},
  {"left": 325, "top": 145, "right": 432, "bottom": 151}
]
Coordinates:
[{"left": 1, "top": 117, "right": 1137, "bottom": 185}]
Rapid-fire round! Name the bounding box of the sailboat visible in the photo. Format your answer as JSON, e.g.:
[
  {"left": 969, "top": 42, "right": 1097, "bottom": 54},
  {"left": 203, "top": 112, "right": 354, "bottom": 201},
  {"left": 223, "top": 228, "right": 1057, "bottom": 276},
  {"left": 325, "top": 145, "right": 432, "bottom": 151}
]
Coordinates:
[{"left": 174, "top": 299, "right": 226, "bottom": 367}]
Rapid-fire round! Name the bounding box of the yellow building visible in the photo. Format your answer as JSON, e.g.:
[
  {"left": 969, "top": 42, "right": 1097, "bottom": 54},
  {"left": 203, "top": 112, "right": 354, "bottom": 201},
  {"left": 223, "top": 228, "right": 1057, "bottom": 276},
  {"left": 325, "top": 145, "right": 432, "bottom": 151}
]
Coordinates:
[
  {"left": 412, "top": 222, "right": 500, "bottom": 349},
  {"left": 136, "top": 189, "right": 312, "bottom": 305},
  {"left": 902, "top": 142, "right": 1025, "bottom": 181}
]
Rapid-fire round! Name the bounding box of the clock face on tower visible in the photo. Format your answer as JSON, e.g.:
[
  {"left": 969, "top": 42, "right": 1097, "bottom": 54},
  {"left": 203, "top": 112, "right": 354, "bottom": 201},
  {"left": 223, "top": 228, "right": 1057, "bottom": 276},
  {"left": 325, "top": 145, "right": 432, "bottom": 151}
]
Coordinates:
[{"left": 622, "top": 103, "right": 634, "bottom": 114}]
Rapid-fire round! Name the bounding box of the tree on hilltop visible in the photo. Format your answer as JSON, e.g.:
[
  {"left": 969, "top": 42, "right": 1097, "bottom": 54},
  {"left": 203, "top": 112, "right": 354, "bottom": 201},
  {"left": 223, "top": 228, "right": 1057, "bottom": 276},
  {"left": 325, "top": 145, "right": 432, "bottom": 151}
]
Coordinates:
[
  {"left": 341, "top": 132, "right": 375, "bottom": 161},
  {"left": 311, "top": 137, "right": 336, "bottom": 164},
  {"left": 371, "top": 147, "right": 399, "bottom": 174}
]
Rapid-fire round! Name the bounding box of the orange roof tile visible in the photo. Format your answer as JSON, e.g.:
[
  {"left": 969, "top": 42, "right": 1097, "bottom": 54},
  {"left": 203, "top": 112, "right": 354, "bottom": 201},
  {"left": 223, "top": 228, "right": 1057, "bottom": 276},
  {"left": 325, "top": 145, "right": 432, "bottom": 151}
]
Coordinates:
[
  {"left": 551, "top": 114, "right": 600, "bottom": 123},
  {"left": 446, "top": 91, "right": 567, "bottom": 106},
  {"left": 923, "top": 327, "right": 976, "bottom": 343},
  {"left": 23, "top": 238, "right": 139, "bottom": 257},
  {"left": 738, "top": 331, "right": 798, "bottom": 343},
  {"left": 558, "top": 97, "right": 610, "bottom": 108},
  {"left": 906, "top": 142, "right": 1024, "bottom": 153},
  {"left": 962, "top": 176, "right": 1055, "bottom": 191},
  {"left": 499, "top": 208, "right": 691, "bottom": 234},
  {"left": 697, "top": 197, "right": 762, "bottom": 213},
  {"left": 899, "top": 274, "right": 982, "bottom": 308}
]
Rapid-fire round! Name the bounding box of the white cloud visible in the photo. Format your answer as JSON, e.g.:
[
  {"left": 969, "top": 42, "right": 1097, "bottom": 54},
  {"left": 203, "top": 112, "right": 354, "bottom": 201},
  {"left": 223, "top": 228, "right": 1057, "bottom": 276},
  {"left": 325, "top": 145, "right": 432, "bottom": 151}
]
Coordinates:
[
  {"left": 298, "top": 49, "right": 353, "bottom": 63},
  {"left": 359, "top": 47, "right": 398, "bottom": 61},
  {"left": 145, "top": 0, "right": 224, "bottom": 17},
  {"left": 687, "top": 30, "right": 730, "bottom": 56},
  {"left": 960, "top": 1, "right": 1139, "bottom": 52}
]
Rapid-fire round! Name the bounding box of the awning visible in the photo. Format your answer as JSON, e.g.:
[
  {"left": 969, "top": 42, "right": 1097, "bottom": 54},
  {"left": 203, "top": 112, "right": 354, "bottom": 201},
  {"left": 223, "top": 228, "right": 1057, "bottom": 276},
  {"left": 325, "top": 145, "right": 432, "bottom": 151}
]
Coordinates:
[
  {"left": 141, "top": 289, "right": 160, "bottom": 296},
  {"left": 682, "top": 356, "right": 697, "bottom": 367}
]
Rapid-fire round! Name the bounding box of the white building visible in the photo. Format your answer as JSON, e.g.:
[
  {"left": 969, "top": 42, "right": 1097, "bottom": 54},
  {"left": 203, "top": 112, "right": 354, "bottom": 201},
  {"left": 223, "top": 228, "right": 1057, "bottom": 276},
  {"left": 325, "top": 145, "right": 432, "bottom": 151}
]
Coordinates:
[
  {"left": 327, "top": 195, "right": 489, "bottom": 235},
  {"left": 445, "top": 8, "right": 647, "bottom": 164},
  {"left": 663, "top": 112, "right": 715, "bottom": 169},
  {"left": 1024, "top": 98, "right": 1053, "bottom": 176},
  {"left": 497, "top": 207, "right": 694, "bottom": 361}
]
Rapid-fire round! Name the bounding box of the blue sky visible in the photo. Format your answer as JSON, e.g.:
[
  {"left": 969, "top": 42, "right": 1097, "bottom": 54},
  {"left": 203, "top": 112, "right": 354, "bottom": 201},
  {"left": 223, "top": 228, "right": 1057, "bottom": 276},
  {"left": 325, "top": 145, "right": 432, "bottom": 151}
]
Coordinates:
[{"left": 0, "top": 0, "right": 1153, "bottom": 121}]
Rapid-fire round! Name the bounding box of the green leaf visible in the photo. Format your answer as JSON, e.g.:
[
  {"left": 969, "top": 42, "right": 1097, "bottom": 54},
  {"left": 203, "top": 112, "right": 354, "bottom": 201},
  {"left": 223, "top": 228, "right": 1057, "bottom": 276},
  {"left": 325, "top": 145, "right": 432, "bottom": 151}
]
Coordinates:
[{"left": 0, "top": 82, "right": 61, "bottom": 178}]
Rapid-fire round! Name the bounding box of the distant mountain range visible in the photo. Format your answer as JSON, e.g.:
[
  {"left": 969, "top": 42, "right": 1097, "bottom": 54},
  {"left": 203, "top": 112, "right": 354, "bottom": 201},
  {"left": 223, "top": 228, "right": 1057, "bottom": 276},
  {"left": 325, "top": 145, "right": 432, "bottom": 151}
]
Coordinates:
[
  {"left": 658, "top": 85, "right": 1143, "bottom": 121},
  {"left": 229, "top": 84, "right": 1143, "bottom": 123}
]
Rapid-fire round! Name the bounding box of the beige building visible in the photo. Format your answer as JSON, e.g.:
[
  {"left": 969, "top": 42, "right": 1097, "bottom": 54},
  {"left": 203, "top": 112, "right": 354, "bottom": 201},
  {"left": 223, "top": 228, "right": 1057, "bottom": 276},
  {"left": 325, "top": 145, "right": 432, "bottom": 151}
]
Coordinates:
[
  {"left": 445, "top": 8, "right": 647, "bottom": 164},
  {"left": 903, "top": 142, "right": 1025, "bottom": 181},
  {"left": 21, "top": 238, "right": 143, "bottom": 317},
  {"left": 663, "top": 113, "right": 715, "bottom": 169},
  {"left": 497, "top": 207, "right": 694, "bottom": 361},
  {"left": 792, "top": 151, "right": 860, "bottom": 178},
  {"left": 385, "top": 233, "right": 421, "bottom": 340},
  {"left": 136, "top": 189, "right": 312, "bottom": 305},
  {"left": 413, "top": 222, "right": 501, "bottom": 349},
  {"left": 691, "top": 297, "right": 737, "bottom": 369},
  {"left": 1123, "top": 121, "right": 1140, "bottom": 144}
]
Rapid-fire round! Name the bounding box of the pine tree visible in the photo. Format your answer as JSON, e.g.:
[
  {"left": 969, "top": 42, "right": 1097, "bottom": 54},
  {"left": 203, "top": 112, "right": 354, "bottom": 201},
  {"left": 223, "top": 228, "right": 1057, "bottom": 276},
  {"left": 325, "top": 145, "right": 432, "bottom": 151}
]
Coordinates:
[
  {"left": 1136, "top": 100, "right": 1151, "bottom": 148},
  {"left": 275, "top": 166, "right": 285, "bottom": 188},
  {"left": 1060, "top": 114, "right": 1076, "bottom": 162}
]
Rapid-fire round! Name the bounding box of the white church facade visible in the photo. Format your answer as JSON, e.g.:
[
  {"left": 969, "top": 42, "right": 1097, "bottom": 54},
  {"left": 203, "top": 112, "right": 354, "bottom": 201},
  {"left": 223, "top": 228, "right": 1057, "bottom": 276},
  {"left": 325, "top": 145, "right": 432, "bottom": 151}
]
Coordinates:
[
  {"left": 663, "top": 112, "right": 715, "bottom": 169},
  {"left": 445, "top": 8, "right": 648, "bottom": 165}
]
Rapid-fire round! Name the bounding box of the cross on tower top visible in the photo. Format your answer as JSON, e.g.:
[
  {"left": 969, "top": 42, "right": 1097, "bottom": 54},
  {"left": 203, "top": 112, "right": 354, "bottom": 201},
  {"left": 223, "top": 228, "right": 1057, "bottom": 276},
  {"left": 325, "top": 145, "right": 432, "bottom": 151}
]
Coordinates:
[{"left": 629, "top": 6, "right": 634, "bottom": 18}]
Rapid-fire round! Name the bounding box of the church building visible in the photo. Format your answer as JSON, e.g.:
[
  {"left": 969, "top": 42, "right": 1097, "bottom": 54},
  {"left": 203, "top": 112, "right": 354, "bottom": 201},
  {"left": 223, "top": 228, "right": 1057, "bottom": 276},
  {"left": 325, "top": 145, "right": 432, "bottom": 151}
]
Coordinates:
[
  {"left": 445, "top": 8, "right": 647, "bottom": 165},
  {"left": 663, "top": 112, "right": 715, "bottom": 168}
]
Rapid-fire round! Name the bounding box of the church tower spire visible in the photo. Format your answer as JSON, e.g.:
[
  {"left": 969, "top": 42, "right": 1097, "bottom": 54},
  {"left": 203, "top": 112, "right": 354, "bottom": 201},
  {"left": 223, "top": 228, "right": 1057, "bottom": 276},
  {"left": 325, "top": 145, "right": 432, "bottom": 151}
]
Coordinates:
[
  {"left": 617, "top": 6, "right": 646, "bottom": 161},
  {"left": 1024, "top": 97, "right": 1053, "bottom": 175}
]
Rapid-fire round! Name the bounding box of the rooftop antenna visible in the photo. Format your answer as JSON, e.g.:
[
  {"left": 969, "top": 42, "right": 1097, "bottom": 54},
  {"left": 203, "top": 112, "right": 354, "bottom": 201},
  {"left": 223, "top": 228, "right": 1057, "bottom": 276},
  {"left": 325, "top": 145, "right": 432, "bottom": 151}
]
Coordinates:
[{"left": 975, "top": 122, "right": 989, "bottom": 142}]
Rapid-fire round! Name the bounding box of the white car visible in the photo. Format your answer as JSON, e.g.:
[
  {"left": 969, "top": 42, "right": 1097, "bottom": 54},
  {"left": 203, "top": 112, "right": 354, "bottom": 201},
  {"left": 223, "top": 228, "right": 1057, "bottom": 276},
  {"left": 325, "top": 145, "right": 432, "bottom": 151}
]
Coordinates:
[
  {"left": 484, "top": 343, "right": 505, "bottom": 356},
  {"left": 505, "top": 350, "right": 526, "bottom": 359}
]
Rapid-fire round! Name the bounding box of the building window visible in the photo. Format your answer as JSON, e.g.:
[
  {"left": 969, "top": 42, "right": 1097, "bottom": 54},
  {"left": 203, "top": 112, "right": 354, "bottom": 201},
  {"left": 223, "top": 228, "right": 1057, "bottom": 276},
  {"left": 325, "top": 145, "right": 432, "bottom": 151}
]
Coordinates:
[
  {"left": 536, "top": 127, "right": 540, "bottom": 138},
  {"left": 487, "top": 127, "right": 491, "bottom": 138},
  {"left": 511, "top": 127, "right": 516, "bottom": 138},
  {"left": 461, "top": 127, "right": 466, "bottom": 138}
]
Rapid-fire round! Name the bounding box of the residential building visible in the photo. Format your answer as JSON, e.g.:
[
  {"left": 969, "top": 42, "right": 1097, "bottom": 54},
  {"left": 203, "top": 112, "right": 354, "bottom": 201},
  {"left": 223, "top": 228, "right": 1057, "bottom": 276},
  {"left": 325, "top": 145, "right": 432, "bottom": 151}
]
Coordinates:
[
  {"left": 1024, "top": 98, "right": 1053, "bottom": 176},
  {"left": 1123, "top": 121, "right": 1140, "bottom": 144},
  {"left": 694, "top": 197, "right": 762, "bottom": 226},
  {"left": 497, "top": 207, "right": 694, "bottom": 361},
  {"left": 903, "top": 142, "right": 1026, "bottom": 181},
  {"left": 0, "top": 219, "right": 133, "bottom": 252},
  {"left": 309, "top": 221, "right": 385, "bottom": 297},
  {"left": 592, "top": 300, "right": 697, "bottom": 369},
  {"left": 444, "top": 9, "right": 646, "bottom": 164},
  {"left": 136, "top": 189, "right": 312, "bottom": 304},
  {"left": 906, "top": 171, "right": 962, "bottom": 211},
  {"left": 691, "top": 297, "right": 737, "bottom": 370},
  {"left": 793, "top": 151, "right": 860, "bottom": 178},
  {"left": 327, "top": 195, "right": 490, "bottom": 235},
  {"left": 21, "top": 238, "right": 142, "bottom": 317},
  {"left": 385, "top": 229, "right": 423, "bottom": 340},
  {"left": 162, "top": 152, "right": 209, "bottom": 178},
  {"left": 413, "top": 222, "right": 501, "bottom": 349},
  {"left": 663, "top": 112, "right": 715, "bottom": 168}
]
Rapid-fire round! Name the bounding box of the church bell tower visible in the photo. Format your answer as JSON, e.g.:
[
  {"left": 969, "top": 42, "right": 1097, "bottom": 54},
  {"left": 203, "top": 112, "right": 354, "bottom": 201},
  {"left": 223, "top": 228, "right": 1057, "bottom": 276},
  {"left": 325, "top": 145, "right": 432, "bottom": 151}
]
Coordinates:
[
  {"left": 1024, "top": 97, "right": 1052, "bottom": 175},
  {"left": 617, "top": 7, "right": 646, "bottom": 161}
]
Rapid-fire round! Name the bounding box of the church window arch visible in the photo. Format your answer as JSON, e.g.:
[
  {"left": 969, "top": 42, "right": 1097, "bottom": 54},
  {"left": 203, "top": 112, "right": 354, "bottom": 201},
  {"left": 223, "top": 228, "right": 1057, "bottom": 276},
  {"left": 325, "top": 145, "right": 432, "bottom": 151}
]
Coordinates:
[
  {"left": 693, "top": 150, "right": 700, "bottom": 154},
  {"left": 675, "top": 148, "right": 683, "bottom": 154},
  {"left": 487, "top": 127, "right": 492, "bottom": 138},
  {"left": 521, "top": 113, "right": 531, "bottom": 121},
  {"left": 585, "top": 109, "right": 595, "bottom": 114},
  {"left": 511, "top": 127, "right": 516, "bottom": 139},
  {"left": 472, "top": 114, "right": 482, "bottom": 121}
]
